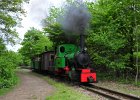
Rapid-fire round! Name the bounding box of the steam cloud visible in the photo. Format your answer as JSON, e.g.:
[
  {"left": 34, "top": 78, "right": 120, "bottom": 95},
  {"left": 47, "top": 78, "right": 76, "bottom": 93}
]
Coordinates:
[{"left": 59, "top": 0, "right": 90, "bottom": 35}]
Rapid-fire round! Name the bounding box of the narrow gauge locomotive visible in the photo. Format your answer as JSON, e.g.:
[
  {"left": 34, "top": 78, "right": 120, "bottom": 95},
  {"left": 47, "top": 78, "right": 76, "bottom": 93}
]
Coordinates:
[{"left": 31, "top": 36, "right": 97, "bottom": 83}]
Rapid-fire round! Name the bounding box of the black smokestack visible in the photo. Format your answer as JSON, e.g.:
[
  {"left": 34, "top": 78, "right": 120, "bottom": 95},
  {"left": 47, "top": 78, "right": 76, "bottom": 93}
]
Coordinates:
[{"left": 80, "top": 34, "right": 85, "bottom": 51}]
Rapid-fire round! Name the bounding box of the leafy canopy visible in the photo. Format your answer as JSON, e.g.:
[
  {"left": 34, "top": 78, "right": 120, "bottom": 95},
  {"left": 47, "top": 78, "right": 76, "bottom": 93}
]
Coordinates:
[
  {"left": 19, "top": 28, "right": 53, "bottom": 63},
  {"left": 0, "top": 0, "right": 28, "bottom": 44},
  {"left": 86, "top": 0, "right": 140, "bottom": 71},
  {"left": 0, "top": 51, "right": 22, "bottom": 89}
]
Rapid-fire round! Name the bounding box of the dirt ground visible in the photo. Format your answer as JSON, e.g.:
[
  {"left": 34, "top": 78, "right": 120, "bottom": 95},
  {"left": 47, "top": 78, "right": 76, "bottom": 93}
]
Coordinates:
[{"left": 0, "top": 69, "right": 54, "bottom": 100}]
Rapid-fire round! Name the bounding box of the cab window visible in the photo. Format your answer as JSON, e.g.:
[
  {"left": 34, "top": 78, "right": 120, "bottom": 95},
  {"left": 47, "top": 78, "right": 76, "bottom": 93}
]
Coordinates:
[{"left": 60, "top": 46, "right": 65, "bottom": 53}]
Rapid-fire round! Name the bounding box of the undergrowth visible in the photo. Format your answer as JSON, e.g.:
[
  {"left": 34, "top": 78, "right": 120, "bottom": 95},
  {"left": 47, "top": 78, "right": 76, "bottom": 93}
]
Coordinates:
[
  {"left": 0, "top": 75, "right": 20, "bottom": 96},
  {"left": 97, "top": 72, "right": 140, "bottom": 86}
]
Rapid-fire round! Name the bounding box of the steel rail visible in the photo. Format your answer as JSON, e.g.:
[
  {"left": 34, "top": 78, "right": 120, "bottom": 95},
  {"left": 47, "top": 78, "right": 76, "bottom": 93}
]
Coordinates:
[
  {"left": 81, "top": 85, "right": 121, "bottom": 100},
  {"left": 91, "top": 84, "right": 140, "bottom": 100},
  {"left": 80, "top": 84, "right": 140, "bottom": 100}
]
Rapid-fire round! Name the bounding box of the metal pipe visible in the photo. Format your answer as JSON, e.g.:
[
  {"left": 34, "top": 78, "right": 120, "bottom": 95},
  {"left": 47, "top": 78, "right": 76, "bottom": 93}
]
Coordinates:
[{"left": 80, "top": 34, "right": 85, "bottom": 52}]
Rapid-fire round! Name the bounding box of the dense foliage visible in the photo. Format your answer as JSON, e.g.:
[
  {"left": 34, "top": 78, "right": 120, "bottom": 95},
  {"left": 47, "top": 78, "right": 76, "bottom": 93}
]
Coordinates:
[
  {"left": 0, "top": 0, "right": 27, "bottom": 90},
  {"left": 86, "top": 0, "right": 140, "bottom": 79},
  {"left": 0, "top": 0, "right": 28, "bottom": 44},
  {"left": 42, "top": 0, "right": 140, "bottom": 82},
  {"left": 43, "top": 7, "right": 67, "bottom": 47},
  {"left": 19, "top": 28, "right": 53, "bottom": 65},
  {"left": 0, "top": 51, "right": 22, "bottom": 89}
]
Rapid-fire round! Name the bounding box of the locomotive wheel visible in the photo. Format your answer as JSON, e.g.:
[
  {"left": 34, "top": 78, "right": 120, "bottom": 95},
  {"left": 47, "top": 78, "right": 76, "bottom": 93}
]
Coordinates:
[{"left": 69, "top": 70, "right": 80, "bottom": 82}]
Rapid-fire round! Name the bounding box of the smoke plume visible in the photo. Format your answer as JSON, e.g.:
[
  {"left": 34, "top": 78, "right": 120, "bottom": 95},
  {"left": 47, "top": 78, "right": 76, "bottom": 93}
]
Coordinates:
[{"left": 59, "top": 0, "right": 90, "bottom": 35}]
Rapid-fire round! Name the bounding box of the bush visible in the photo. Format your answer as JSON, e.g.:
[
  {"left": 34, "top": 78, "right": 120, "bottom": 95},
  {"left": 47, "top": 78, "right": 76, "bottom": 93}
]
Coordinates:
[{"left": 0, "top": 51, "right": 20, "bottom": 89}]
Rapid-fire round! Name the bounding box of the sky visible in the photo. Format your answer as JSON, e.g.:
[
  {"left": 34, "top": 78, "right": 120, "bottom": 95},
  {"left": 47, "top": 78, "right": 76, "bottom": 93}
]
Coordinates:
[
  {"left": 7, "top": 0, "right": 94, "bottom": 52},
  {"left": 7, "top": 0, "right": 65, "bottom": 52}
]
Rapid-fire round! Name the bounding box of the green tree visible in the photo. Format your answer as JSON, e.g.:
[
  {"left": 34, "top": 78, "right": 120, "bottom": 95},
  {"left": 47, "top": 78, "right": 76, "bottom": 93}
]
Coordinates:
[
  {"left": 86, "top": 0, "right": 140, "bottom": 78},
  {"left": 134, "top": 25, "right": 140, "bottom": 83},
  {"left": 0, "top": 0, "right": 28, "bottom": 44},
  {"left": 0, "top": 51, "right": 22, "bottom": 89},
  {"left": 43, "top": 5, "right": 79, "bottom": 47},
  {"left": 0, "top": 0, "right": 28, "bottom": 91},
  {"left": 43, "top": 7, "right": 66, "bottom": 47},
  {"left": 42, "top": 0, "right": 140, "bottom": 81},
  {"left": 19, "top": 28, "right": 53, "bottom": 65},
  {"left": 0, "top": 39, "right": 6, "bottom": 55}
]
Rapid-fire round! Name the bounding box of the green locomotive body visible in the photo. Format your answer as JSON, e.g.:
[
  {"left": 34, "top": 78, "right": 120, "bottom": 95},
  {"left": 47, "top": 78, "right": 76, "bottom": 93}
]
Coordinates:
[
  {"left": 55, "top": 44, "right": 79, "bottom": 68},
  {"left": 31, "top": 43, "right": 96, "bottom": 83}
]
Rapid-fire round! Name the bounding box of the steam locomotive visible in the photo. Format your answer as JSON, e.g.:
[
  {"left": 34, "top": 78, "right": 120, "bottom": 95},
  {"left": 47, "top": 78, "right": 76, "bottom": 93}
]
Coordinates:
[{"left": 31, "top": 35, "right": 97, "bottom": 83}]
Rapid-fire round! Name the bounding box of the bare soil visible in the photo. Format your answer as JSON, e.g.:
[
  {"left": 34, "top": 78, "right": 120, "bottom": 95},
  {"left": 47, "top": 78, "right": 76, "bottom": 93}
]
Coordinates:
[{"left": 0, "top": 69, "right": 54, "bottom": 100}]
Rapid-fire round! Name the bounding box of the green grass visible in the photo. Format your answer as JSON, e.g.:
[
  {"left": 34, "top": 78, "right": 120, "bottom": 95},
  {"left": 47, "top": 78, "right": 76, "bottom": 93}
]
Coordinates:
[
  {"left": 0, "top": 75, "right": 20, "bottom": 96},
  {"left": 43, "top": 77, "right": 92, "bottom": 100},
  {"left": 0, "top": 88, "right": 12, "bottom": 96}
]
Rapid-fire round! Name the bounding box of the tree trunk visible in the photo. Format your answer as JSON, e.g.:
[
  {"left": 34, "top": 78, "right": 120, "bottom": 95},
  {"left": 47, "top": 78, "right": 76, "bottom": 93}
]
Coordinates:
[
  {"left": 129, "top": 35, "right": 134, "bottom": 69},
  {"left": 135, "top": 43, "right": 139, "bottom": 84},
  {"left": 133, "top": 0, "right": 139, "bottom": 84},
  {"left": 135, "top": 25, "right": 139, "bottom": 84}
]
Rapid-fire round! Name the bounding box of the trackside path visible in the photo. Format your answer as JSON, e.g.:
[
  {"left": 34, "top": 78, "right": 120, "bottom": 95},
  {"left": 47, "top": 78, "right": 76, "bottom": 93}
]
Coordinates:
[{"left": 0, "top": 69, "right": 54, "bottom": 100}]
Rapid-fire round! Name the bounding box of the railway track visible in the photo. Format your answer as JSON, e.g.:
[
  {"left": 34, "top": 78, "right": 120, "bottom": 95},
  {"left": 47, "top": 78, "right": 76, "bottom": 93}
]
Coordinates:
[{"left": 80, "top": 84, "right": 140, "bottom": 100}]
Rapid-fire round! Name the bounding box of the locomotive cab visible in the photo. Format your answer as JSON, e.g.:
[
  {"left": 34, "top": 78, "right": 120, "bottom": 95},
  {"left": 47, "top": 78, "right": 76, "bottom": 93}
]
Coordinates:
[
  {"left": 55, "top": 44, "right": 79, "bottom": 67},
  {"left": 54, "top": 44, "right": 78, "bottom": 75}
]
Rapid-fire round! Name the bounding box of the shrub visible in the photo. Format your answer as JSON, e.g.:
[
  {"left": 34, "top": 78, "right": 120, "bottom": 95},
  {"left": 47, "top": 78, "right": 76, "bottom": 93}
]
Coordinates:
[{"left": 0, "top": 51, "right": 20, "bottom": 89}]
